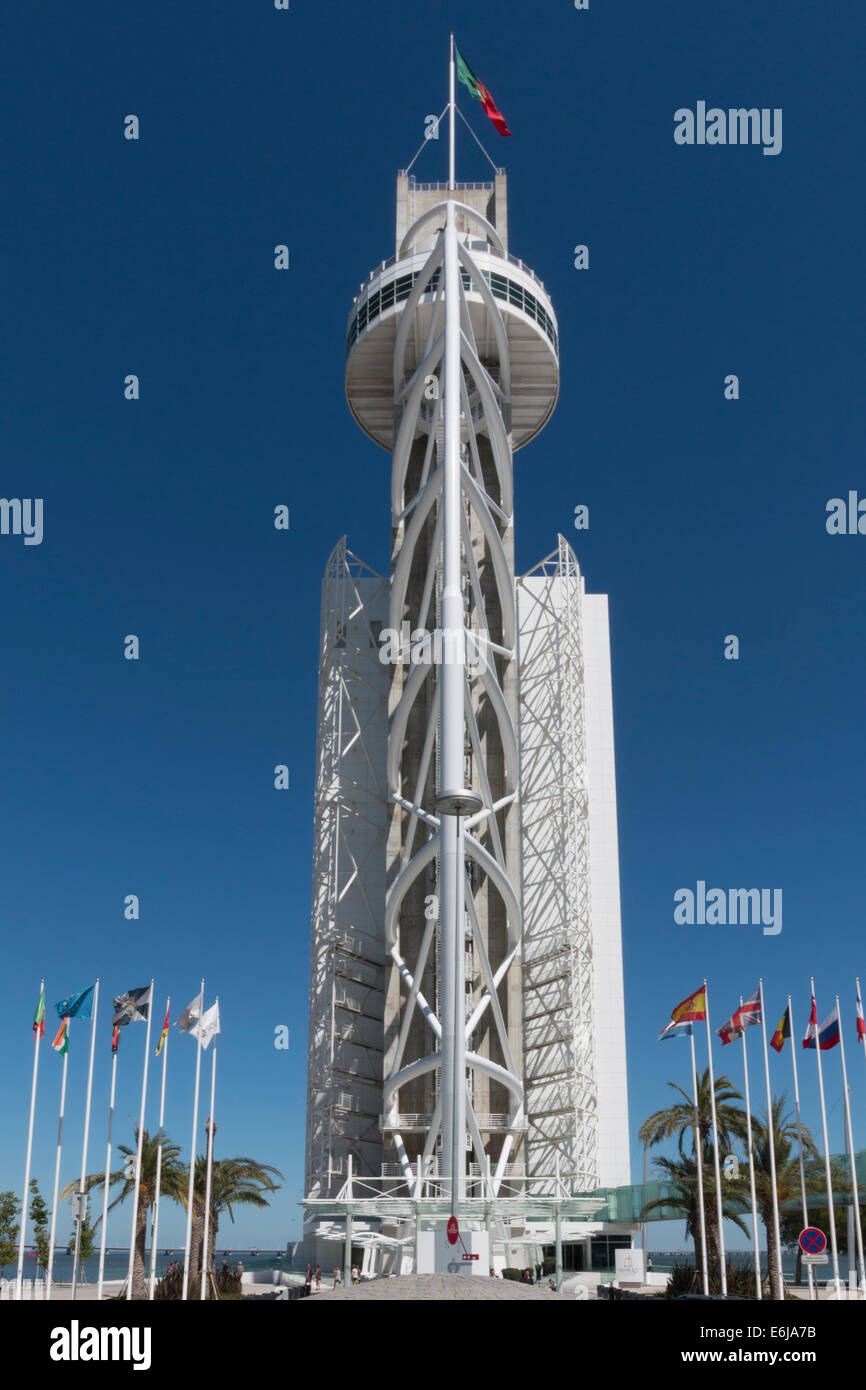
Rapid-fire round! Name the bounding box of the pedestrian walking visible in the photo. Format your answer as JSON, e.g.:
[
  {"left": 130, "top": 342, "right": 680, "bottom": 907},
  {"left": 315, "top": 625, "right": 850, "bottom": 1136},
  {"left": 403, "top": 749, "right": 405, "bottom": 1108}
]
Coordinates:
[{"left": 314, "top": 1263, "right": 321, "bottom": 1292}]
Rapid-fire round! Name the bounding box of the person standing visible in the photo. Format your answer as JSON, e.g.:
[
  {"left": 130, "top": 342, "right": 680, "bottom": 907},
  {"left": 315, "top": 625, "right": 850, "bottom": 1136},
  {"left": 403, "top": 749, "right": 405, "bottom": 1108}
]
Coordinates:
[
  {"left": 333, "top": 1266, "right": 342, "bottom": 1288},
  {"left": 314, "top": 1264, "right": 321, "bottom": 1292},
  {"left": 304, "top": 1263, "right": 312, "bottom": 1296}
]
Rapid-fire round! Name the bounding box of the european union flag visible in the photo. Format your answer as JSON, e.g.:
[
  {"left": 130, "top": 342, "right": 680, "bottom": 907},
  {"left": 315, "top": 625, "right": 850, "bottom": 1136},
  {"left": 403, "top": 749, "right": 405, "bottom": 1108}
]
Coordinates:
[{"left": 54, "top": 984, "right": 95, "bottom": 1020}]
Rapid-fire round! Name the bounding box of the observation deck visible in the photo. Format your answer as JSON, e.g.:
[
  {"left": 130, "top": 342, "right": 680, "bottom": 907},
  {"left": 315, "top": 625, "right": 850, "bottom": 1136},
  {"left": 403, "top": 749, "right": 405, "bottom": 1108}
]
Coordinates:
[{"left": 345, "top": 174, "right": 560, "bottom": 453}]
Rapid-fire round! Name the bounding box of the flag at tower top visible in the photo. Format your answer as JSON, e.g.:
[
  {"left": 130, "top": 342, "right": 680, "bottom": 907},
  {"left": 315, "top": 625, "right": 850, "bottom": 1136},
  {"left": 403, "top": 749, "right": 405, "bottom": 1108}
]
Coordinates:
[{"left": 455, "top": 45, "right": 511, "bottom": 137}]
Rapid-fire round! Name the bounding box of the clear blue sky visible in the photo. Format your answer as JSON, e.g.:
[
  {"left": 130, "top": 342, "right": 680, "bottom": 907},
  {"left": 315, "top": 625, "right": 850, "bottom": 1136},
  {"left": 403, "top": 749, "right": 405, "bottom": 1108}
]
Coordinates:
[{"left": 1, "top": 1, "right": 864, "bottom": 1251}]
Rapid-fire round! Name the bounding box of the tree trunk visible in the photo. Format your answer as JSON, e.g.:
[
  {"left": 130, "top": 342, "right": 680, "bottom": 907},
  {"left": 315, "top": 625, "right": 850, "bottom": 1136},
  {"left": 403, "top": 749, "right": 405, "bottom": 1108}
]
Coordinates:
[
  {"left": 765, "top": 1216, "right": 782, "bottom": 1301},
  {"left": 131, "top": 1200, "right": 149, "bottom": 1300},
  {"left": 187, "top": 1201, "right": 205, "bottom": 1300}
]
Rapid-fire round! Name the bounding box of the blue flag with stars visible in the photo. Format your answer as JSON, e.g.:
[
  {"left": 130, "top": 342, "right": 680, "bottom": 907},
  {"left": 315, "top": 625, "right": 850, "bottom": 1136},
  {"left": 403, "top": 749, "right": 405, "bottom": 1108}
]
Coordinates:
[{"left": 54, "top": 984, "right": 95, "bottom": 1020}]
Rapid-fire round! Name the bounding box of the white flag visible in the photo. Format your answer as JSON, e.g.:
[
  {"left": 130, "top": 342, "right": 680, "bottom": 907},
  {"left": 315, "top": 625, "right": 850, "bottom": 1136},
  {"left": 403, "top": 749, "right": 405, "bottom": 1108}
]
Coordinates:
[
  {"left": 176, "top": 991, "right": 203, "bottom": 1034},
  {"left": 191, "top": 1002, "right": 220, "bottom": 1050}
]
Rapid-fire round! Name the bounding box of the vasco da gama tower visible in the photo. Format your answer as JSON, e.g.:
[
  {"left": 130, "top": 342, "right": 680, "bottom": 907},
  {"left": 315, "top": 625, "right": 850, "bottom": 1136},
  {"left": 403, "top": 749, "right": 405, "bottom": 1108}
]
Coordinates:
[{"left": 303, "top": 79, "right": 631, "bottom": 1275}]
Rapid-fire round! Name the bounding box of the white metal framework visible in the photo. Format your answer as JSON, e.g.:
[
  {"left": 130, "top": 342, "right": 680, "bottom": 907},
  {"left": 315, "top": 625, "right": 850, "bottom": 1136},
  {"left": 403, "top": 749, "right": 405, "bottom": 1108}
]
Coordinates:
[
  {"left": 383, "top": 198, "right": 525, "bottom": 1199},
  {"left": 305, "top": 540, "right": 390, "bottom": 1199},
  {"left": 517, "top": 538, "right": 599, "bottom": 1188}
]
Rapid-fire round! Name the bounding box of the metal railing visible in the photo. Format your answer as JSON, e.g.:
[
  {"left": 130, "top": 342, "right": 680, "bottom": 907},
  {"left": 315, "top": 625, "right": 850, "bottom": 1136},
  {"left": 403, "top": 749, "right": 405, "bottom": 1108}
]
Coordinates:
[{"left": 380, "top": 1113, "right": 526, "bottom": 1132}]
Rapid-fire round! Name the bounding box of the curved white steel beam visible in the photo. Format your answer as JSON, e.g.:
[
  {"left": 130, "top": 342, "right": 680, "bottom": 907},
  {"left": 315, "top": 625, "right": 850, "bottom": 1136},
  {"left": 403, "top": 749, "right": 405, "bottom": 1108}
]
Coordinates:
[{"left": 399, "top": 201, "right": 504, "bottom": 260}]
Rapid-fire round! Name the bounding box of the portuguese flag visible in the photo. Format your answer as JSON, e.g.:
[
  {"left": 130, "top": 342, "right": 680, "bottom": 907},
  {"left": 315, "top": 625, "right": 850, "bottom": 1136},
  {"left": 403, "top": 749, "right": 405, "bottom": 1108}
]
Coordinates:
[
  {"left": 455, "top": 45, "right": 511, "bottom": 137},
  {"left": 33, "top": 984, "right": 45, "bottom": 1039}
]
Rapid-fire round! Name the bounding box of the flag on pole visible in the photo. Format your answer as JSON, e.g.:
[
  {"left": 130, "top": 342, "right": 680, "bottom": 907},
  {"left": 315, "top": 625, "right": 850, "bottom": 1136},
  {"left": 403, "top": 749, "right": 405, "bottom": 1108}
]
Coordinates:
[
  {"left": 175, "top": 991, "right": 203, "bottom": 1034},
  {"left": 54, "top": 985, "right": 95, "bottom": 1020},
  {"left": 718, "top": 988, "right": 761, "bottom": 1045},
  {"left": 111, "top": 1025, "right": 120, "bottom": 1054},
  {"left": 770, "top": 1004, "right": 792, "bottom": 1053},
  {"left": 717, "top": 1012, "right": 742, "bottom": 1046},
  {"left": 856, "top": 984, "right": 865, "bottom": 1044},
  {"left": 191, "top": 1001, "right": 220, "bottom": 1051},
  {"left": 112, "top": 985, "right": 152, "bottom": 1027},
  {"left": 803, "top": 1001, "right": 840, "bottom": 1051},
  {"left": 155, "top": 1003, "right": 170, "bottom": 1056},
  {"left": 33, "top": 984, "right": 45, "bottom": 1038},
  {"left": 658, "top": 1019, "right": 693, "bottom": 1041},
  {"left": 670, "top": 986, "right": 707, "bottom": 1025},
  {"left": 52, "top": 1018, "right": 69, "bottom": 1055},
  {"left": 455, "top": 45, "right": 512, "bottom": 136}
]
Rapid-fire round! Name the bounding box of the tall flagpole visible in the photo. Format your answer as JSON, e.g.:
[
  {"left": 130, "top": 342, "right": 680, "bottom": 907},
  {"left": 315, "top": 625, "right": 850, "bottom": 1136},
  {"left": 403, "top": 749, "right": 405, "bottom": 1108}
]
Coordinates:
[
  {"left": 757, "top": 979, "right": 784, "bottom": 1298},
  {"left": 836, "top": 996, "right": 865, "bottom": 1295},
  {"left": 16, "top": 979, "right": 44, "bottom": 1300},
  {"left": 148, "top": 997, "right": 170, "bottom": 1301},
  {"left": 182, "top": 979, "right": 205, "bottom": 1301},
  {"left": 703, "top": 980, "right": 727, "bottom": 1295},
  {"left": 689, "top": 1029, "right": 709, "bottom": 1296},
  {"left": 738, "top": 1000, "right": 762, "bottom": 1299},
  {"left": 200, "top": 1030, "right": 217, "bottom": 1300},
  {"left": 448, "top": 32, "right": 455, "bottom": 188},
  {"left": 810, "top": 978, "right": 841, "bottom": 1290},
  {"left": 125, "top": 980, "right": 154, "bottom": 1300},
  {"left": 46, "top": 1033, "right": 70, "bottom": 1299},
  {"left": 787, "top": 997, "right": 815, "bottom": 1301},
  {"left": 71, "top": 978, "right": 99, "bottom": 1302},
  {"left": 96, "top": 1041, "right": 119, "bottom": 1300}
]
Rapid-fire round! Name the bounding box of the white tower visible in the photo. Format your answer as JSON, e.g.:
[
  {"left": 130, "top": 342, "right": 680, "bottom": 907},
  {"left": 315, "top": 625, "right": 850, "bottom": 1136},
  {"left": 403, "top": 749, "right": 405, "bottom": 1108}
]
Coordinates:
[{"left": 304, "top": 61, "right": 630, "bottom": 1271}]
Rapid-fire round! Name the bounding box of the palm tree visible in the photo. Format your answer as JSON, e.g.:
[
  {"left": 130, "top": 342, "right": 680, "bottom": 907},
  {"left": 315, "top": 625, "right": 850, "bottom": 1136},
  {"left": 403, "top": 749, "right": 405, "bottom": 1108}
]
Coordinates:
[
  {"left": 641, "top": 1152, "right": 751, "bottom": 1291},
  {"left": 64, "top": 1129, "right": 188, "bottom": 1298},
  {"left": 750, "top": 1095, "right": 827, "bottom": 1301},
  {"left": 190, "top": 1153, "right": 283, "bottom": 1295},
  {"left": 640, "top": 1068, "right": 749, "bottom": 1284}
]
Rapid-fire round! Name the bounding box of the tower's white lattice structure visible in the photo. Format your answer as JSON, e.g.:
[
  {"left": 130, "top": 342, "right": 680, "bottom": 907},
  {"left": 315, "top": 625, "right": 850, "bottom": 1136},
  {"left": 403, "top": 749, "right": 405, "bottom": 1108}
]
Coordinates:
[{"left": 303, "top": 164, "right": 630, "bottom": 1257}]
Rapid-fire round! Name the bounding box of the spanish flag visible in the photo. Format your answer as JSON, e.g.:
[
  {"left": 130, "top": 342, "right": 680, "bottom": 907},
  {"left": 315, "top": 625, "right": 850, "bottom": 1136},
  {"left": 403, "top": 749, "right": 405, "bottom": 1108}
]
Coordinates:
[
  {"left": 770, "top": 1004, "right": 791, "bottom": 1053},
  {"left": 670, "top": 986, "right": 707, "bottom": 1025},
  {"left": 156, "top": 1003, "right": 170, "bottom": 1057}
]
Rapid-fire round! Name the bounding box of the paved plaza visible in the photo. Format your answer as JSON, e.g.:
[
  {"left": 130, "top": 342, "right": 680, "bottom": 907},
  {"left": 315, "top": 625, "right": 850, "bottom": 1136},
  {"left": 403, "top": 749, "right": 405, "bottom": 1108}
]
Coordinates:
[{"left": 303, "top": 1274, "right": 562, "bottom": 1301}]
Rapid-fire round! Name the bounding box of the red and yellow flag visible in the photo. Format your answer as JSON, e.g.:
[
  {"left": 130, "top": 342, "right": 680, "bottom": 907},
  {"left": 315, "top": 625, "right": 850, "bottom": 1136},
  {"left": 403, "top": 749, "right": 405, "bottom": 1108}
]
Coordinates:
[
  {"left": 156, "top": 1003, "right": 170, "bottom": 1056},
  {"left": 670, "top": 986, "right": 707, "bottom": 1025},
  {"left": 770, "top": 1005, "right": 791, "bottom": 1053}
]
